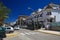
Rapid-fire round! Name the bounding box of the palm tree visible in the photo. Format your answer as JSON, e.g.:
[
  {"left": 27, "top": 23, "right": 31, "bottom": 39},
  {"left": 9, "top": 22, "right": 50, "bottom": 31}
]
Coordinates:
[{"left": 0, "top": 3, "right": 10, "bottom": 25}]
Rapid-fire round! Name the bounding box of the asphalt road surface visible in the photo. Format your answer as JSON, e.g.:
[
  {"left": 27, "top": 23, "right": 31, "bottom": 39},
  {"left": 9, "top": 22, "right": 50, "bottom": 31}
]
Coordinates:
[{"left": 4, "top": 28, "right": 60, "bottom": 40}]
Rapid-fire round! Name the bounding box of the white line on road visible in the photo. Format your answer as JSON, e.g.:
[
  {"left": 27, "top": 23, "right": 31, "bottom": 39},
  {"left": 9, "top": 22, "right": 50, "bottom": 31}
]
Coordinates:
[
  {"left": 20, "top": 33, "right": 25, "bottom": 35},
  {"left": 20, "top": 32, "right": 39, "bottom": 36},
  {"left": 28, "top": 32, "right": 36, "bottom": 34},
  {"left": 25, "top": 32, "right": 31, "bottom": 35}
]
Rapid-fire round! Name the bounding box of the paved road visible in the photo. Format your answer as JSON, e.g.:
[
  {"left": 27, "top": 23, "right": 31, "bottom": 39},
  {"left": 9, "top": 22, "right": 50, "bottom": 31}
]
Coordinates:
[{"left": 4, "top": 28, "right": 60, "bottom": 40}]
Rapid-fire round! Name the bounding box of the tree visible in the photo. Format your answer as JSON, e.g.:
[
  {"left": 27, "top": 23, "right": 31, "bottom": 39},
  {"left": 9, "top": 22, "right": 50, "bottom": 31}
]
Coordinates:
[{"left": 0, "top": 3, "right": 10, "bottom": 25}]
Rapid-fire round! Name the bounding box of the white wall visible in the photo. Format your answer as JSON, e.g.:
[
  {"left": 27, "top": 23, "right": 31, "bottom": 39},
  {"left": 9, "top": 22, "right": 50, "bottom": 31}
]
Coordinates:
[{"left": 52, "top": 10, "right": 60, "bottom": 22}]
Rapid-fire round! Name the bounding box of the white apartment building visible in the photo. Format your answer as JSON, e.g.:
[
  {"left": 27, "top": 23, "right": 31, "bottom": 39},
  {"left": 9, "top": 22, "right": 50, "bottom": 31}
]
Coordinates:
[{"left": 26, "top": 3, "right": 60, "bottom": 29}]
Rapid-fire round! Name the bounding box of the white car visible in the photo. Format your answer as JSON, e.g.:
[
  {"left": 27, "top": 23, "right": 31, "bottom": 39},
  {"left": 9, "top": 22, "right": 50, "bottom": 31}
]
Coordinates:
[
  {"left": 5, "top": 27, "right": 14, "bottom": 33},
  {"left": 14, "top": 26, "right": 20, "bottom": 30}
]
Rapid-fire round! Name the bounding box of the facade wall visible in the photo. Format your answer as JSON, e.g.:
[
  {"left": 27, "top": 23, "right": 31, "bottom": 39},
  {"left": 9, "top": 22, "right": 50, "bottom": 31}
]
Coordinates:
[
  {"left": 51, "top": 10, "right": 60, "bottom": 22},
  {"left": 26, "top": 3, "right": 60, "bottom": 30}
]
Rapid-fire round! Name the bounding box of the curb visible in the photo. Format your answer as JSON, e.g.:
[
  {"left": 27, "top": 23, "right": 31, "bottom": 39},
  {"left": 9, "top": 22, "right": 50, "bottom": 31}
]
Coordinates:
[
  {"left": 34, "top": 30, "right": 60, "bottom": 36},
  {"left": 6, "top": 33, "right": 18, "bottom": 38}
]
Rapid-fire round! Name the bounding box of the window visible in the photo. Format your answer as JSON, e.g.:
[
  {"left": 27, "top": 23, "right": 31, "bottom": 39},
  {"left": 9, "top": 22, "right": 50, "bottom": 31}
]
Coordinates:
[
  {"left": 0, "top": 27, "right": 2, "bottom": 30},
  {"left": 40, "top": 14, "right": 42, "bottom": 17},
  {"left": 53, "top": 6, "right": 58, "bottom": 9},
  {"left": 53, "top": 7, "right": 57, "bottom": 9},
  {"left": 46, "top": 12, "right": 51, "bottom": 15},
  {"left": 34, "top": 16, "right": 38, "bottom": 18},
  {"left": 50, "top": 18, "right": 53, "bottom": 22},
  {"left": 37, "top": 15, "right": 39, "bottom": 18},
  {"left": 34, "top": 16, "right": 36, "bottom": 18},
  {"left": 47, "top": 19, "right": 50, "bottom": 22},
  {"left": 47, "top": 18, "right": 53, "bottom": 22},
  {"left": 39, "top": 14, "right": 43, "bottom": 17}
]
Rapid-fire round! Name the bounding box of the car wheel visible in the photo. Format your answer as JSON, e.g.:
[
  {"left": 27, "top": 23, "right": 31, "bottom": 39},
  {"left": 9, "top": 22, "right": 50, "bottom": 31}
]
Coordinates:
[
  {"left": 9, "top": 32, "right": 11, "bottom": 33},
  {"left": 12, "top": 31, "right": 13, "bottom": 33}
]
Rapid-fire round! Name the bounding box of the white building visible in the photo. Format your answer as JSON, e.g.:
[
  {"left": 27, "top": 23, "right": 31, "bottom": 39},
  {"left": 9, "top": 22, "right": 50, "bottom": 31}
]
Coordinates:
[
  {"left": 26, "top": 3, "right": 60, "bottom": 29},
  {"left": 10, "top": 21, "right": 16, "bottom": 26}
]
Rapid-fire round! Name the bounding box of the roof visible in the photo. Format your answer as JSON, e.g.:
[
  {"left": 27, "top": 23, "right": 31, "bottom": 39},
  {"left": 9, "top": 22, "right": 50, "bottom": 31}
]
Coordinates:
[
  {"left": 18, "top": 15, "right": 28, "bottom": 18},
  {"left": 44, "top": 3, "right": 60, "bottom": 10}
]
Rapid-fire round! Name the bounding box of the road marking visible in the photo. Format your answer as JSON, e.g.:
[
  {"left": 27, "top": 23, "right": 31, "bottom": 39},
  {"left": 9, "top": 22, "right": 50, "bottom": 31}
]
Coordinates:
[
  {"left": 20, "top": 33, "right": 25, "bottom": 35},
  {"left": 6, "top": 33, "right": 19, "bottom": 38},
  {"left": 20, "top": 32, "right": 39, "bottom": 36},
  {"left": 28, "top": 32, "right": 36, "bottom": 34},
  {"left": 34, "top": 30, "right": 60, "bottom": 36},
  {"left": 25, "top": 32, "right": 31, "bottom": 35}
]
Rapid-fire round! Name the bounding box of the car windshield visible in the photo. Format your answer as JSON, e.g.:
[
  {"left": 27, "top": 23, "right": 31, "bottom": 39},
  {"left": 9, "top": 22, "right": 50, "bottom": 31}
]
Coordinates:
[
  {"left": 7, "top": 28, "right": 11, "bottom": 29},
  {"left": 0, "top": 27, "right": 2, "bottom": 30}
]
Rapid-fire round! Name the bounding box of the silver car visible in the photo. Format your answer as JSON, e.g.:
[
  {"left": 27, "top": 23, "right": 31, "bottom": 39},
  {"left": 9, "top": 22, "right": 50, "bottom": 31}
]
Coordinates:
[
  {"left": 5, "top": 27, "right": 14, "bottom": 33},
  {"left": 14, "top": 26, "right": 20, "bottom": 30}
]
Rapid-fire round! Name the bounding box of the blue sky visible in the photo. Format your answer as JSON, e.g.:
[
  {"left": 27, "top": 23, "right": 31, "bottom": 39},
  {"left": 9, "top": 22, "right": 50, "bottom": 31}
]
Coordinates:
[{"left": 0, "top": 0, "right": 59, "bottom": 23}]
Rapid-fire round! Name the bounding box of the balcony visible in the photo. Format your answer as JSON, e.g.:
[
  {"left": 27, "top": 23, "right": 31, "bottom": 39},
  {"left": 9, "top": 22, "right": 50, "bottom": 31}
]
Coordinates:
[
  {"left": 49, "top": 15, "right": 55, "bottom": 18},
  {"left": 47, "top": 15, "right": 55, "bottom": 19}
]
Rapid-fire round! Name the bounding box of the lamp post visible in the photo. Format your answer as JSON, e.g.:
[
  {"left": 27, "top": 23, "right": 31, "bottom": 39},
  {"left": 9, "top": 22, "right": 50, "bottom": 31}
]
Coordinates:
[
  {"left": 32, "top": 12, "right": 36, "bottom": 30},
  {"left": 35, "top": 11, "right": 39, "bottom": 30},
  {"left": 28, "top": 7, "right": 39, "bottom": 30},
  {"left": 37, "top": 14, "right": 38, "bottom": 29},
  {"left": 20, "top": 17, "right": 22, "bottom": 28},
  {"left": 28, "top": 7, "right": 35, "bottom": 30}
]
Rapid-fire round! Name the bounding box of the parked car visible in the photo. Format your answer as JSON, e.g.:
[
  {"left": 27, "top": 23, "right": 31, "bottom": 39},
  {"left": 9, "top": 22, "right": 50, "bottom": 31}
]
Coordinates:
[
  {"left": 14, "top": 26, "right": 20, "bottom": 30},
  {"left": 5, "top": 27, "right": 14, "bottom": 33},
  {"left": 0, "top": 27, "right": 6, "bottom": 40}
]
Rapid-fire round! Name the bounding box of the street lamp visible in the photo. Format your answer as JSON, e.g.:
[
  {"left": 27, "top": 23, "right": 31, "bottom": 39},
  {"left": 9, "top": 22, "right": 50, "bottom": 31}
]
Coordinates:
[
  {"left": 27, "top": 7, "right": 36, "bottom": 30},
  {"left": 34, "top": 11, "right": 39, "bottom": 30},
  {"left": 27, "top": 7, "right": 40, "bottom": 30},
  {"left": 31, "top": 13, "right": 36, "bottom": 30},
  {"left": 28, "top": 7, "right": 34, "bottom": 11}
]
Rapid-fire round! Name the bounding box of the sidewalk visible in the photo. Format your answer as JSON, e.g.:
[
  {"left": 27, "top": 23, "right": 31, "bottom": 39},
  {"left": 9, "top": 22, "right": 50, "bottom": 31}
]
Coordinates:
[
  {"left": 6, "top": 31, "right": 19, "bottom": 38},
  {"left": 35, "top": 29, "right": 60, "bottom": 36}
]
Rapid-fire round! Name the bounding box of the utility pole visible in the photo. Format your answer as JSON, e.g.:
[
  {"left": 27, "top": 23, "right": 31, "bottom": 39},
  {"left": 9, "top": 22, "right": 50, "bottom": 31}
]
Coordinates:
[
  {"left": 36, "top": 11, "right": 38, "bottom": 30},
  {"left": 28, "top": 7, "right": 36, "bottom": 30},
  {"left": 20, "top": 17, "right": 22, "bottom": 28}
]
